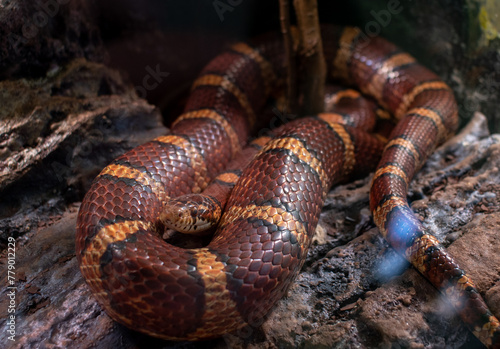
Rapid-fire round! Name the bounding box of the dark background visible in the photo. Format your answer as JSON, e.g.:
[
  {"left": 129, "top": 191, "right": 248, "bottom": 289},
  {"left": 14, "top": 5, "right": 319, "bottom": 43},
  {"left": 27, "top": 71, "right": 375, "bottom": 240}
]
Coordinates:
[{"left": 95, "top": 0, "right": 500, "bottom": 132}]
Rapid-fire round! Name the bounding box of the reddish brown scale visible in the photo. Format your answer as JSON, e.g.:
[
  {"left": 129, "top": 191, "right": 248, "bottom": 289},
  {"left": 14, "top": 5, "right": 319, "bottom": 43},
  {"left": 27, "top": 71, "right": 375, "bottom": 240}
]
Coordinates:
[
  {"left": 179, "top": 87, "right": 248, "bottom": 146},
  {"left": 121, "top": 141, "right": 203, "bottom": 196},
  {"left": 370, "top": 114, "right": 441, "bottom": 207},
  {"left": 397, "top": 115, "right": 438, "bottom": 158},
  {"left": 98, "top": 231, "right": 207, "bottom": 337},
  {"left": 417, "top": 244, "right": 500, "bottom": 349},
  {"left": 381, "top": 65, "right": 440, "bottom": 113},
  {"left": 323, "top": 85, "right": 379, "bottom": 131},
  {"left": 204, "top": 50, "right": 269, "bottom": 107},
  {"left": 172, "top": 119, "right": 235, "bottom": 179},
  {"left": 160, "top": 139, "right": 269, "bottom": 235},
  {"left": 378, "top": 144, "right": 417, "bottom": 176},
  {"left": 350, "top": 127, "right": 388, "bottom": 178},
  {"left": 77, "top": 140, "right": 197, "bottom": 251},
  {"left": 410, "top": 88, "right": 459, "bottom": 133},
  {"left": 160, "top": 143, "right": 263, "bottom": 234},
  {"left": 175, "top": 34, "right": 287, "bottom": 160},
  {"left": 349, "top": 37, "right": 400, "bottom": 87}
]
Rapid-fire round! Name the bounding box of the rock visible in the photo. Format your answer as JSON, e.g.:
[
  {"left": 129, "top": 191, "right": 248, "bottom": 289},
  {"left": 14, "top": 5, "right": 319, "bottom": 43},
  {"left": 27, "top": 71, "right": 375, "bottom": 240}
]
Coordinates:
[
  {"left": 0, "top": 53, "right": 166, "bottom": 349},
  {"left": 0, "top": 58, "right": 165, "bottom": 244}
]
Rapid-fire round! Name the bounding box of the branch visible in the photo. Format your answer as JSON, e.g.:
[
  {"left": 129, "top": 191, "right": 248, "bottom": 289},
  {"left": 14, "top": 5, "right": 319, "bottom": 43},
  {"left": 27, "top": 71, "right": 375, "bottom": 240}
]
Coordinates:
[
  {"left": 279, "top": 0, "right": 298, "bottom": 114},
  {"left": 293, "top": 0, "right": 326, "bottom": 115}
]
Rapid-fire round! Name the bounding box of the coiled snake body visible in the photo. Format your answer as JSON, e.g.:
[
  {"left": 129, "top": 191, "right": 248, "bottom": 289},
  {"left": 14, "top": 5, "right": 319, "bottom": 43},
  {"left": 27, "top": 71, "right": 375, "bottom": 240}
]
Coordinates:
[{"left": 75, "top": 26, "right": 500, "bottom": 347}]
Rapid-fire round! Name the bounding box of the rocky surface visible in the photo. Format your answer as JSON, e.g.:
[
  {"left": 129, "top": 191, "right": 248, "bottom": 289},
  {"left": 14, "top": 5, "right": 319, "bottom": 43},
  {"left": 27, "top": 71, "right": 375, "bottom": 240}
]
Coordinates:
[{"left": 0, "top": 58, "right": 165, "bottom": 246}]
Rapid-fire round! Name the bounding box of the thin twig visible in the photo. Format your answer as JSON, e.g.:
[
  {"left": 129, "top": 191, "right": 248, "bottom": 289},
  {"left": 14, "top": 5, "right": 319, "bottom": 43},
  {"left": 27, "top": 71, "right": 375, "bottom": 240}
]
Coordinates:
[
  {"left": 279, "top": 0, "right": 298, "bottom": 114},
  {"left": 293, "top": 0, "right": 326, "bottom": 115}
]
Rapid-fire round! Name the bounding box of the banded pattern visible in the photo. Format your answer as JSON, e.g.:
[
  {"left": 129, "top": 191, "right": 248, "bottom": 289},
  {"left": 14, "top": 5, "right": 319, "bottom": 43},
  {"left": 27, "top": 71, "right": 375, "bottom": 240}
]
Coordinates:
[
  {"left": 324, "top": 26, "right": 499, "bottom": 347},
  {"left": 161, "top": 87, "right": 381, "bottom": 234},
  {"left": 205, "top": 117, "right": 385, "bottom": 330},
  {"left": 75, "top": 25, "right": 500, "bottom": 347},
  {"left": 159, "top": 135, "right": 275, "bottom": 234},
  {"left": 76, "top": 33, "right": 287, "bottom": 339}
]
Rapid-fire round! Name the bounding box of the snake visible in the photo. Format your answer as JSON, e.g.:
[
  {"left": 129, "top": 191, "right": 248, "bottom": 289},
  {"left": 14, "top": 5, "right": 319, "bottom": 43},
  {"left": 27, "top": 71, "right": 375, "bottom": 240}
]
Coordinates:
[
  {"left": 75, "top": 25, "right": 500, "bottom": 347},
  {"left": 159, "top": 85, "right": 384, "bottom": 235}
]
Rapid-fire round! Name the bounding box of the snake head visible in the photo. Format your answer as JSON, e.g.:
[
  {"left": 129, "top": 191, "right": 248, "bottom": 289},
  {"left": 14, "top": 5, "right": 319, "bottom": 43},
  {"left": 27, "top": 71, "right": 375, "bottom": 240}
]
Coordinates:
[{"left": 159, "top": 194, "right": 221, "bottom": 234}]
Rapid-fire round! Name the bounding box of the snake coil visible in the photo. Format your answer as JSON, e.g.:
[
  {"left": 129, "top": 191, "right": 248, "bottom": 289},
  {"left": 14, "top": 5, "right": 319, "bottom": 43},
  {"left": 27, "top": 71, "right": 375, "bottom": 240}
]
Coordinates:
[{"left": 76, "top": 26, "right": 500, "bottom": 347}]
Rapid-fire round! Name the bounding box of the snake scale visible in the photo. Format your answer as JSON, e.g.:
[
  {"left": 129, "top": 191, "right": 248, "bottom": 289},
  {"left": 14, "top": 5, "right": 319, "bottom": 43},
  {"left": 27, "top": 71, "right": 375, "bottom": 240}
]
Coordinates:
[{"left": 75, "top": 26, "right": 500, "bottom": 347}]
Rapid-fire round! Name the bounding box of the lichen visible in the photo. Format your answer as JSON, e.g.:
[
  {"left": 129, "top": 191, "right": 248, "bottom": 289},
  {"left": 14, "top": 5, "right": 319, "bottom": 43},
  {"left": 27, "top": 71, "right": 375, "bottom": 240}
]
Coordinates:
[{"left": 478, "top": 0, "right": 500, "bottom": 45}]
